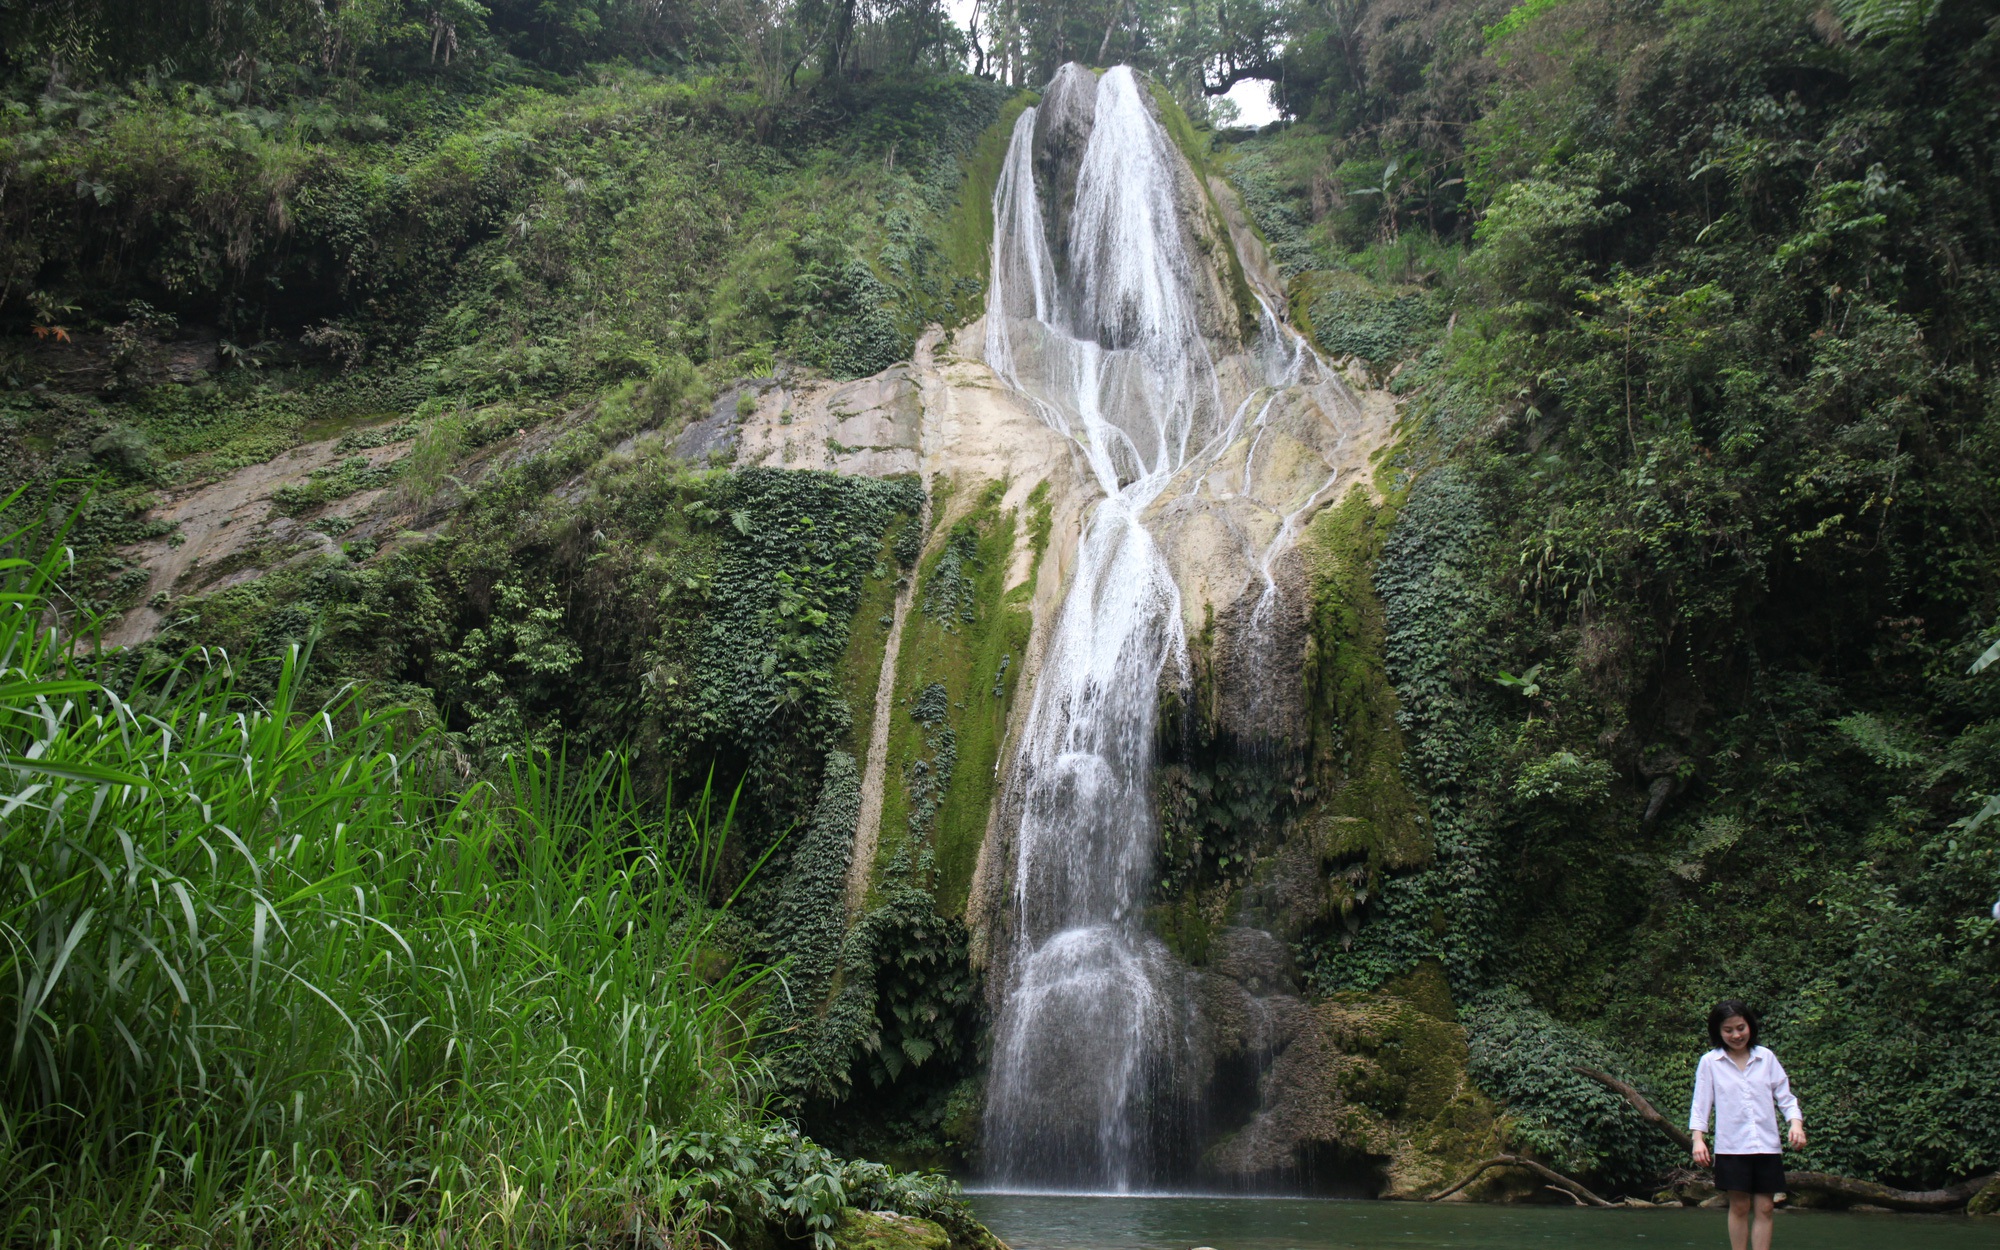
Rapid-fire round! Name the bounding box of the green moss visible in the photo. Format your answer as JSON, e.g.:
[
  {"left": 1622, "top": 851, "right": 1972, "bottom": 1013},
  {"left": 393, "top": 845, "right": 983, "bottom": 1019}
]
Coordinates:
[
  {"left": 871, "top": 479, "right": 1037, "bottom": 916},
  {"left": 1148, "top": 884, "right": 1231, "bottom": 966},
  {"left": 940, "top": 92, "right": 1039, "bottom": 326},
  {"left": 1381, "top": 959, "right": 1456, "bottom": 1021},
  {"left": 1311, "top": 964, "right": 1505, "bottom": 1196},
  {"left": 838, "top": 519, "right": 912, "bottom": 762},
  {"left": 1969, "top": 1175, "right": 2000, "bottom": 1217},
  {"left": 1300, "top": 486, "right": 1428, "bottom": 882},
  {"left": 831, "top": 1208, "right": 950, "bottom": 1250}
]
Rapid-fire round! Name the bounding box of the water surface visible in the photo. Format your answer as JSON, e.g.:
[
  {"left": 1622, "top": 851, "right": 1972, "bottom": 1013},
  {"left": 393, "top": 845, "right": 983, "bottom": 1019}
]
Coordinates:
[{"left": 967, "top": 1193, "right": 1991, "bottom": 1250}]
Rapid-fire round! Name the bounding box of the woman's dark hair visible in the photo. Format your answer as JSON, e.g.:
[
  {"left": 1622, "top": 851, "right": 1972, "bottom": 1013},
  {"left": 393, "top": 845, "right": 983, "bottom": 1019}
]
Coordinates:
[{"left": 1707, "top": 999, "right": 1760, "bottom": 1049}]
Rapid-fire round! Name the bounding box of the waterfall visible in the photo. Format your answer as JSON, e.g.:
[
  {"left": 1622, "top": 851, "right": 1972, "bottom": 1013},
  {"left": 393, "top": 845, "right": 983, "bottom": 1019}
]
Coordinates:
[{"left": 979, "top": 65, "right": 1364, "bottom": 1192}]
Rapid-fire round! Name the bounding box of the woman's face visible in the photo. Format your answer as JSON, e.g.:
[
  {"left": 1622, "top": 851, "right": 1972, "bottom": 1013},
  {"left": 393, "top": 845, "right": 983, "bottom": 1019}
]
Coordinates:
[{"left": 1720, "top": 1015, "right": 1752, "bottom": 1052}]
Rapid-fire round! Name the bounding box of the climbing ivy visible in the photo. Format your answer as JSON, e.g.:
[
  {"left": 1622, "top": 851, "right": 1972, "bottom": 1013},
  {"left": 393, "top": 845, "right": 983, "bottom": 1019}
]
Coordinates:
[
  {"left": 1291, "top": 466, "right": 1506, "bottom": 996},
  {"left": 769, "top": 750, "right": 862, "bottom": 1013},
  {"left": 919, "top": 523, "right": 982, "bottom": 629},
  {"left": 902, "top": 682, "right": 961, "bottom": 852}
]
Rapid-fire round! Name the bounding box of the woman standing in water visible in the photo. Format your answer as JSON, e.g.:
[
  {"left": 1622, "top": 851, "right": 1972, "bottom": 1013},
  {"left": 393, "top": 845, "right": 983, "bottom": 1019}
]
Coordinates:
[{"left": 1689, "top": 1000, "right": 1807, "bottom": 1250}]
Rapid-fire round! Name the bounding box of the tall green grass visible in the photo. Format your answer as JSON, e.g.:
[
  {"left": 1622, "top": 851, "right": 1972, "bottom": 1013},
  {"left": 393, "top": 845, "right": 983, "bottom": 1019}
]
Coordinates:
[{"left": 0, "top": 495, "right": 979, "bottom": 1248}]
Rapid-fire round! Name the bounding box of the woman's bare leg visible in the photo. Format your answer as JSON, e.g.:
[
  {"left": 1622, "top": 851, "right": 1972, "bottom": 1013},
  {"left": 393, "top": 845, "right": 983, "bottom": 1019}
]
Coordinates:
[
  {"left": 1727, "top": 1191, "right": 1753, "bottom": 1250},
  {"left": 1751, "top": 1193, "right": 1775, "bottom": 1250}
]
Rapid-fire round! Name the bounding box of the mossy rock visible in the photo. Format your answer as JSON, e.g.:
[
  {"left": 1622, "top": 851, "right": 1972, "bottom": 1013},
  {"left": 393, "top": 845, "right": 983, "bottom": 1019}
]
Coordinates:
[
  {"left": 869, "top": 475, "right": 1038, "bottom": 915},
  {"left": 1303, "top": 489, "right": 1427, "bottom": 873},
  {"left": 1969, "top": 1175, "right": 2000, "bottom": 1217},
  {"left": 1210, "top": 960, "right": 1502, "bottom": 1197},
  {"left": 1335, "top": 966, "right": 1504, "bottom": 1195},
  {"left": 831, "top": 1208, "right": 952, "bottom": 1250}
]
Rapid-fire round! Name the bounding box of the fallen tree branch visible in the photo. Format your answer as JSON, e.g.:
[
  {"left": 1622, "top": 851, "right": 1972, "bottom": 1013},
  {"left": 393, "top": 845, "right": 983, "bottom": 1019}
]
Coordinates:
[
  {"left": 1428, "top": 1154, "right": 1615, "bottom": 1207},
  {"left": 1572, "top": 1065, "right": 1996, "bottom": 1210},
  {"left": 1575, "top": 1066, "right": 1693, "bottom": 1150},
  {"left": 1782, "top": 1171, "right": 1999, "bottom": 1213}
]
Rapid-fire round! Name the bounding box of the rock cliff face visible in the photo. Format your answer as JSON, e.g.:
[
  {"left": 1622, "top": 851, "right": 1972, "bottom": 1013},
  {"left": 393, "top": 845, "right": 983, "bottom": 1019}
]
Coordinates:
[{"left": 729, "top": 67, "right": 1471, "bottom": 1193}]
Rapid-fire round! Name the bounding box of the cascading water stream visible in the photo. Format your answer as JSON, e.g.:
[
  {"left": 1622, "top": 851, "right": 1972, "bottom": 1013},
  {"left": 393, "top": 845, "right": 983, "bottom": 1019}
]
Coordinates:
[{"left": 978, "top": 65, "right": 1366, "bottom": 1192}]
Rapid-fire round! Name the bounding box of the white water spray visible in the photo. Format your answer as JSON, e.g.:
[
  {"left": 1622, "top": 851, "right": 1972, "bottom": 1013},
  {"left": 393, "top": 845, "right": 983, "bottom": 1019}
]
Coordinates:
[{"left": 979, "top": 65, "right": 1367, "bottom": 1191}]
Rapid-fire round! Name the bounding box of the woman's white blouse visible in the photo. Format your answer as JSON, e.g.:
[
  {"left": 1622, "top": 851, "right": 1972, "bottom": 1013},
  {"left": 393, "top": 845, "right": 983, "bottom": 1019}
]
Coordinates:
[{"left": 1688, "top": 1045, "right": 1802, "bottom": 1155}]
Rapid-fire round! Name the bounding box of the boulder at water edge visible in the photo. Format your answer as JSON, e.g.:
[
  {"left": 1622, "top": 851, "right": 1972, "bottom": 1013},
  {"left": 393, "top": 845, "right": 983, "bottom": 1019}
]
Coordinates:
[{"left": 831, "top": 1209, "right": 952, "bottom": 1250}]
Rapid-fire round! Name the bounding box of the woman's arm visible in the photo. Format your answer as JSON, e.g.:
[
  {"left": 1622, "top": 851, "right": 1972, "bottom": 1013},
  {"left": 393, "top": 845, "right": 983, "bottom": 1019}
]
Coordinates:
[
  {"left": 1688, "top": 1055, "right": 1715, "bottom": 1165},
  {"left": 1770, "top": 1053, "right": 1806, "bottom": 1149}
]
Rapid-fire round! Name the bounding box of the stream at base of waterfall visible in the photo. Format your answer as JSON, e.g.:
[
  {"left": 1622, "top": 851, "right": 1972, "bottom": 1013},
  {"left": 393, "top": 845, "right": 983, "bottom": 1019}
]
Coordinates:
[
  {"left": 978, "top": 64, "right": 1367, "bottom": 1193},
  {"left": 967, "top": 1194, "right": 1996, "bottom": 1250}
]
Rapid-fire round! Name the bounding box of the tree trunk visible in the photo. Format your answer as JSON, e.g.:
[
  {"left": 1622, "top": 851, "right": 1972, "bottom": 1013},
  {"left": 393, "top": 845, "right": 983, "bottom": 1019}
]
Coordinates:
[
  {"left": 1096, "top": 0, "right": 1126, "bottom": 64},
  {"left": 1784, "top": 1171, "right": 2000, "bottom": 1212}
]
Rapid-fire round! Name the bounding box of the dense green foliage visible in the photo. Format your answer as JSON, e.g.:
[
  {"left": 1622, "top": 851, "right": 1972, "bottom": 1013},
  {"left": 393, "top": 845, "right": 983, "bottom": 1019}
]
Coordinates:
[
  {"left": 3, "top": 0, "right": 971, "bottom": 94},
  {"left": 0, "top": 48, "right": 1005, "bottom": 653},
  {"left": 0, "top": 499, "right": 980, "bottom": 1246},
  {"left": 0, "top": 68, "right": 1003, "bottom": 382},
  {"left": 1211, "top": 0, "right": 2000, "bottom": 1191}
]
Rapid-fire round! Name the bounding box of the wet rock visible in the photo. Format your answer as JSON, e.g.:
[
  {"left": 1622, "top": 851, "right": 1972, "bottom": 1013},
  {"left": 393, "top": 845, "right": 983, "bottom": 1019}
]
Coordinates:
[
  {"left": 672, "top": 386, "right": 748, "bottom": 461},
  {"left": 1033, "top": 63, "right": 1100, "bottom": 264},
  {"left": 1195, "top": 960, "right": 1505, "bottom": 1197}
]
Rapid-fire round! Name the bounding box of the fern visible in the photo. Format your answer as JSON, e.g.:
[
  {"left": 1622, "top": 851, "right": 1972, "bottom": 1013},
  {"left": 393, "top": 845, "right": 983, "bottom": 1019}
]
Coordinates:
[
  {"left": 1836, "top": 0, "right": 1939, "bottom": 41},
  {"left": 1831, "top": 712, "right": 1924, "bottom": 769}
]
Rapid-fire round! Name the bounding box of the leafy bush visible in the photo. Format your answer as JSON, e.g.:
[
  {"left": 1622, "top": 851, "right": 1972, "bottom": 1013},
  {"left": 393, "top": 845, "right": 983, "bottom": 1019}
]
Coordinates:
[
  {"left": 1462, "top": 996, "right": 1680, "bottom": 1185},
  {"left": 270, "top": 452, "right": 397, "bottom": 513},
  {"left": 398, "top": 410, "right": 466, "bottom": 502},
  {"left": 667, "top": 1122, "right": 985, "bottom": 1249}
]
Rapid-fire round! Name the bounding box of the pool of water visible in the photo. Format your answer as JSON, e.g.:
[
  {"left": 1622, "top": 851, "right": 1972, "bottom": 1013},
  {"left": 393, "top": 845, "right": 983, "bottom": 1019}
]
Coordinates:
[{"left": 966, "top": 1193, "right": 1991, "bottom": 1250}]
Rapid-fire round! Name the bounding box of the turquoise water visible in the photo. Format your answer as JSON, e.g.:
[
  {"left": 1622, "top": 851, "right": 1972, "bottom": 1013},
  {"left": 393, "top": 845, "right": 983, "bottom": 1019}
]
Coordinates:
[{"left": 966, "top": 1194, "right": 1992, "bottom": 1250}]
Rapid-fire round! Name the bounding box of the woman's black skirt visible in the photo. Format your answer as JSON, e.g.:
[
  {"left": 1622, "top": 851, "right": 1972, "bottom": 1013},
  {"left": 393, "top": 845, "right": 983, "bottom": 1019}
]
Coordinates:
[{"left": 1713, "top": 1153, "right": 1786, "bottom": 1195}]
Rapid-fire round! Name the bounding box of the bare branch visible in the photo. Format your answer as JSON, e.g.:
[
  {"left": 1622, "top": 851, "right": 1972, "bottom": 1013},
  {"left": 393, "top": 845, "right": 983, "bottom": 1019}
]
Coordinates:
[{"left": 1428, "top": 1154, "right": 1615, "bottom": 1207}]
